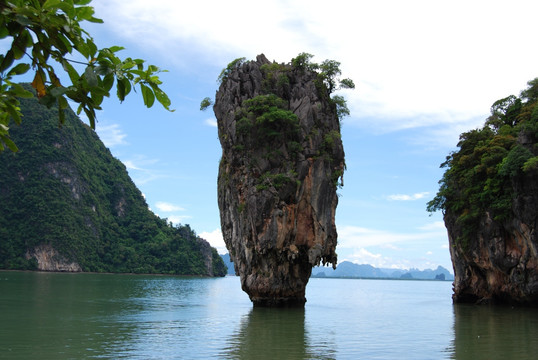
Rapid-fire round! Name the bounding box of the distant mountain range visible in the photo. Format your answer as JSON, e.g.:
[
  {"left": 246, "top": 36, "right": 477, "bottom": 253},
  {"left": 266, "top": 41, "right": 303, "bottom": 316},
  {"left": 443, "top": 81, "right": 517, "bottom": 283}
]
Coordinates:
[
  {"left": 220, "top": 254, "right": 453, "bottom": 281},
  {"left": 311, "top": 261, "right": 454, "bottom": 281}
]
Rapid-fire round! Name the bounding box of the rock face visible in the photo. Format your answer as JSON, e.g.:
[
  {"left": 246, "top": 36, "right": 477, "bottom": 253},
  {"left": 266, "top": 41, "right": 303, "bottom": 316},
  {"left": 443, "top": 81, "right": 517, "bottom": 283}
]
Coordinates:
[
  {"left": 25, "top": 244, "right": 82, "bottom": 272},
  {"left": 446, "top": 180, "right": 538, "bottom": 305},
  {"left": 214, "top": 54, "right": 345, "bottom": 306},
  {"left": 444, "top": 136, "right": 538, "bottom": 305}
]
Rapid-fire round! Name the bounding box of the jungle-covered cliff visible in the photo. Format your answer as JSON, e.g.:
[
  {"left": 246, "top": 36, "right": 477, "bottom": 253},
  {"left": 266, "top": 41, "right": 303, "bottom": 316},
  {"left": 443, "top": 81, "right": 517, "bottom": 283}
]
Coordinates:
[
  {"left": 428, "top": 78, "right": 538, "bottom": 305},
  {"left": 0, "top": 85, "right": 226, "bottom": 276}
]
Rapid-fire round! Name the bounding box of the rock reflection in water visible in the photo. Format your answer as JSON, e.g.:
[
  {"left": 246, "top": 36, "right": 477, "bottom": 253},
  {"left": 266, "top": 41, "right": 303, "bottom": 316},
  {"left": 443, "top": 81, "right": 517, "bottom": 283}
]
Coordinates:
[
  {"left": 451, "top": 304, "right": 538, "bottom": 359},
  {"left": 223, "top": 307, "right": 335, "bottom": 360}
]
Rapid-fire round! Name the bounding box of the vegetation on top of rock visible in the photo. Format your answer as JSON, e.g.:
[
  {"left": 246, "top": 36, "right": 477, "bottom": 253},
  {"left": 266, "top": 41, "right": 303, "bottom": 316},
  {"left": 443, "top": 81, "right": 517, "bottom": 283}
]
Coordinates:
[
  {"left": 201, "top": 53, "right": 354, "bottom": 123},
  {"left": 217, "top": 57, "right": 246, "bottom": 85},
  {"left": 427, "top": 78, "right": 538, "bottom": 249},
  {"left": 0, "top": 85, "right": 225, "bottom": 276}
]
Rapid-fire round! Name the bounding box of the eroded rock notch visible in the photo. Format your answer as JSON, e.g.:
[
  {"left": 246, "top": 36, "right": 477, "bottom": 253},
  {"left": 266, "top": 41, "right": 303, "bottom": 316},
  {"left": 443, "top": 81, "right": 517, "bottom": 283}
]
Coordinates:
[{"left": 214, "top": 54, "right": 347, "bottom": 306}]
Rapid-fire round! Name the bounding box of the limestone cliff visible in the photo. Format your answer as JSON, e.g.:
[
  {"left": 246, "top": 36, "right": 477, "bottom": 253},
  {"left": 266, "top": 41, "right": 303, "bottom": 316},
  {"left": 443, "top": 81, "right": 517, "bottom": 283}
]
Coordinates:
[
  {"left": 214, "top": 54, "right": 346, "bottom": 306},
  {"left": 446, "top": 172, "right": 538, "bottom": 305},
  {"left": 429, "top": 78, "right": 538, "bottom": 305},
  {"left": 25, "top": 244, "right": 82, "bottom": 272}
]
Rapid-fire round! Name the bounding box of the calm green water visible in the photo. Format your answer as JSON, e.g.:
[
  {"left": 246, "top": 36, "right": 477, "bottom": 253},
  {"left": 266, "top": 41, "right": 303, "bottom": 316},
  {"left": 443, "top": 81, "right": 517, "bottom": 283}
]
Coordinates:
[{"left": 1, "top": 271, "right": 538, "bottom": 359}]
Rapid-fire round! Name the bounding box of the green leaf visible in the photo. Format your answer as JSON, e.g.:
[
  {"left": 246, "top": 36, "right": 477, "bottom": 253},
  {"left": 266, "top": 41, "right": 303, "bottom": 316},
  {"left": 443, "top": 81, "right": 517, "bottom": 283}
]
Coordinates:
[
  {"left": 62, "top": 60, "right": 80, "bottom": 84},
  {"left": 58, "top": 106, "right": 65, "bottom": 125},
  {"left": 7, "top": 63, "right": 30, "bottom": 76},
  {"left": 87, "top": 16, "right": 104, "bottom": 24},
  {"left": 55, "top": 32, "right": 73, "bottom": 53},
  {"left": 12, "top": 30, "right": 32, "bottom": 59},
  {"left": 75, "top": 6, "right": 96, "bottom": 21},
  {"left": 0, "top": 51, "right": 15, "bottom": 72},
  {"left": 56, "top": 2, "right": 75, "bottom": 15},
  {"left": 102, "top": 74, "right": 114, "bottom": 92},
  {"left": 117, "top": 78, "right": 131, "bottom": 102},
  {"left": 43, "top": 0, "right": 62, "bottom": 10},
  {"left": 14, "top": 15, "right": 32, "bottom": 27},
  {"left": 77, "top": 41, "right": 90, "bottom": 59},
  {"left": 83, "top": 106, "right": 96, "bottom": 129},
  {"left": 50, "top": 86, "right": 68, "bottom": 97},
  {"left": 140, "top": 84, "right": 155, "bottom": 108},
  {"left": 152, "top": 85, "right": 172, "bottom": 110},
  {"left": 4, "top": 102, "right": 22, "bottom": 125},
  {"left": 57, "top": 95, "right": 69, "bottom": 110},
  {"left": 0, "top": 134, "right": 18, "bottom": 152},
  {"left": 108, "top": 46, "right": 125, "bottom": 53},
  {"left": 86, "top": 38, "right": 97, "bottom": 57},
  {"left": 0, "top": 25, "right": 9, "bottom": 39},
  {"left": 38, "top": 93, "right": 57, "bottom": 108},
  {"left": 9, "top": 83, "right": 33, "bottom": 98},
  {"left": 84, "top": 66, "right": 98, "bottom": 87}
]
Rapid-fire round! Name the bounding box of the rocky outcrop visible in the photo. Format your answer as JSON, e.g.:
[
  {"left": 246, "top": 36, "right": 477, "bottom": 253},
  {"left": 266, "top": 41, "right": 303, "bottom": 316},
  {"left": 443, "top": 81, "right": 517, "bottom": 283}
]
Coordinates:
[
  {"left": 25, "top": 244, "right": 82, "bottom": 272},
  {"left": 430, "top": 79, "right": 538, "bottom": 305},
  {"left": 446, "top": 152, "right": 538, "bottom": 305},
  {"left": 214, "top": 54, "right": 345, "bottom": 306}
]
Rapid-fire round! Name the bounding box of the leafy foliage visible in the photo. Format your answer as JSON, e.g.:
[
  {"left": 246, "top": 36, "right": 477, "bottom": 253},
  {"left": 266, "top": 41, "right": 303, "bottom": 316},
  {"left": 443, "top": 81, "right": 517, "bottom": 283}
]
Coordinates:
[
  {"left": 202, "top": 52, "right": 355, "bottom": 122},
  {"left": 0, "top": 88, "right": 225, "bottom": 276},
  {"left": 217, "top": 57, "right": 246, "bottom": 84},
  {"left": 290, "top": 53, "right": 355, "bottom": 121},
  {"left": 428, "top": 78, "right": 538, "bottom": 247},
  {"left": 0, "top": 0, "right": 172, "bottom": 152},
  {"left": 200, "top": 97, "right": 213, "bottom": 111},
  {"left": 235, "top": 94, "right": 300, "bottom": 145}
]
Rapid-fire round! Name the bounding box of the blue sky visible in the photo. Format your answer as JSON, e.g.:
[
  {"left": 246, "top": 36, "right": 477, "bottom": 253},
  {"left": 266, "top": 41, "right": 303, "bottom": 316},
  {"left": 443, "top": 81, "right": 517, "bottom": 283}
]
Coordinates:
[{"left": 71, "top": 0, "right": 538, "bottom": 272}]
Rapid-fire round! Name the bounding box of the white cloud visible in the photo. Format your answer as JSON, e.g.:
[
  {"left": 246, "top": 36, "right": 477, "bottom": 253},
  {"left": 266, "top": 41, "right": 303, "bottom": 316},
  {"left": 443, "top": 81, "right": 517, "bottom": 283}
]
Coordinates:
[
  {"left": 166, "top": 215, "right": 192, "bottom": 225},
  {"left": 380, "top": 244, "right": 401, "bottom": 251},
  {"left": 96, "top": 123, "right": 127, "bottom": 148},
  {"left": 204, "top": 118, "right": 217, "bottom": 127},
  {"left": 418, "top": 221, "right": 446, "bottom": 231},
  {"left": 348, "top": 248, "right": 381, "bottom": 263},
  {"left": 94, "top": 0, "right": 538, "bottom": 141},
  {"left": 120, "top": 156, "right": 163, "bottom": 185},
  {"left": 199, "top": 229, "right": 227, "bottom": 254},
  {"left": 337, "top": 224, "right": 446, "bottom": 248},
  {"left": 123, "top": 160, "right": 143, "bottom": 171},
  {"left": 426, "top": 251, "right": 433, "bottom": 256},
  {"left": 152, "top": 202, "right": 190, "bottom": 227},
  {"left": 155, "top": 201, "right": 185, "bottom": 212},
  {"left": 386, "top": 192, "right": 429, "bottom": 201}
]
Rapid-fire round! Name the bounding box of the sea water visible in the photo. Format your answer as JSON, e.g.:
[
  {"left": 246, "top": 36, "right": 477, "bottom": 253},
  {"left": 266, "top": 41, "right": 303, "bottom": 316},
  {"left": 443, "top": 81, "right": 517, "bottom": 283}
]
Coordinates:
[{"left": 1, "top": 271, "right": 538, "bottom": 359}]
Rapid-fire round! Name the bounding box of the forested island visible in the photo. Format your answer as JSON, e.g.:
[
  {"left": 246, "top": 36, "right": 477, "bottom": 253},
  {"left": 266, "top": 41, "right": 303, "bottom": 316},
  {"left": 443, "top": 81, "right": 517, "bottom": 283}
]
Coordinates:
[
  {"left": 428, "top": 78, "right": 538, "bottom": 304},
  {"left": 0, "top": 85, "right": 226, "bottom": 277}
]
